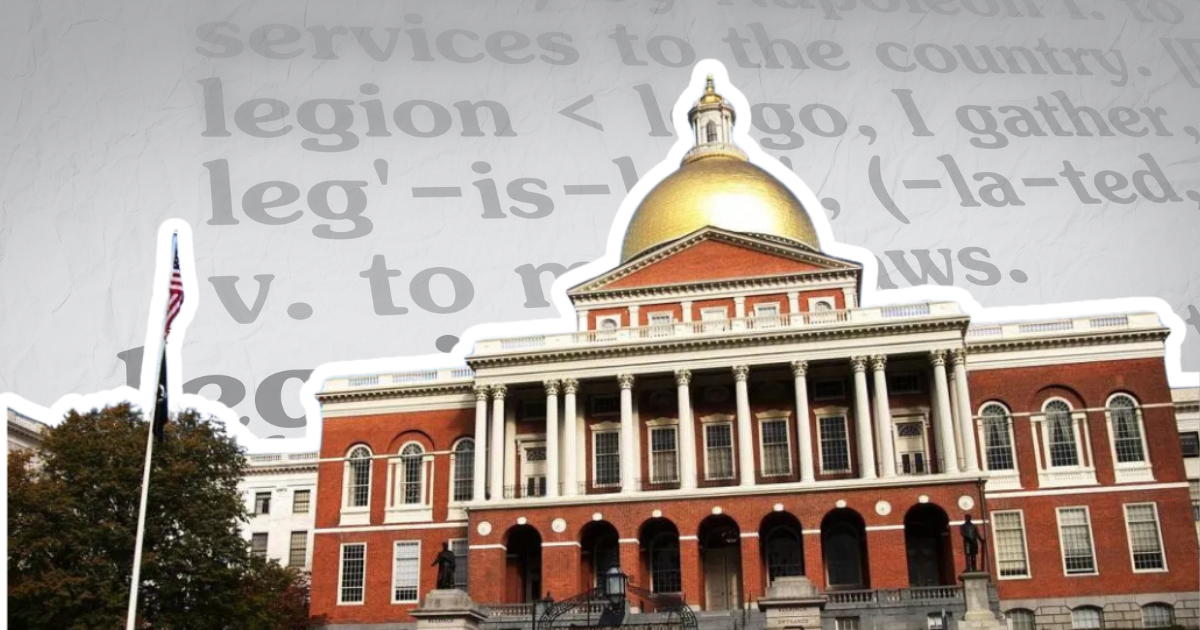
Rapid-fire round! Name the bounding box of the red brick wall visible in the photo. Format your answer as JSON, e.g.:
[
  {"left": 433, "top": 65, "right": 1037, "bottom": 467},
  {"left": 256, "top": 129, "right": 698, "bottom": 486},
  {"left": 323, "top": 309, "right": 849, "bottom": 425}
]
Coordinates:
[{"left": 606, "top": 240, "right": 823, "bottom": 289}]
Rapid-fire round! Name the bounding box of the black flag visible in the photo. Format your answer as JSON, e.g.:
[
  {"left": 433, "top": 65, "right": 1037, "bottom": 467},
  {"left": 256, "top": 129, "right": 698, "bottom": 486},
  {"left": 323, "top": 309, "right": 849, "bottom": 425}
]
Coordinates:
[{"left": 152, "top": 349, "right": 169, "bottom": 444}]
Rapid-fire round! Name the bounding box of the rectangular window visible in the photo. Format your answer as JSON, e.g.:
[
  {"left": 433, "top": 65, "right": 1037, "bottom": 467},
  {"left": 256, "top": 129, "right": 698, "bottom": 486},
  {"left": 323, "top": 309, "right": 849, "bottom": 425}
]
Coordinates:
[
  {"left": 1190, "top": 481, "right": 1199, "bottom": 522},
  {"left": 288, "top": 531, "right": 307, "bottom": 567},
  {"left": 700, "top": 307, "right": 729, "bottom": 331},
  {"left": 1047, "top": 412, "right": 1080, "bottom": 467},
  {"left": 812, "top": 379, "right": 845, "bottom": 401},
  {"left": 835, "top": 618, "right": 861, "bottom": 630},
  {"left": 1111, "top": 407, "right": 1146, "bottom": 463},
  {"left": 518, "top": 398, "right": 546, "bottom": 419},
  {"left": 339, "top": 543, "right": 366, "bottom": 604},
  {"left": 292, "top": 489, "right": 311, "bottom": 513},
  {"left": 982, "top": 415, "right": 1015, "bottom": 471},
  {"left": 590, "top": 395, "right": 619, "bottom": 416},
  {"left": 1181, "top": 432, "right": 1199, "bottom": 458},
  {"left": 1057, "top": 507, "right": 1097, "bottom": 575},
  {"left": 760, "top": 419, "right": 791, "bottom": 477},
  {"left": 251, "top": 533, "right": 268, "bottom": 558},
  {"left": 452, "top": 445, "right": 474, "bottom": 502},
  {"left": 593, "top": 431, "right": 621, "bottom": 487},
  {"left": 705, "top": 423, "right": 735, "bottom": 480},
  {"left": 992, "top": 511, "right": 1030, "bottom": 578},
  {"left": 450, "top": 539, "right": 469, "bottom": 590},
  {"left": 754, "top": 303, "right": 780, "bottom": 317},
  {"left": 392, "top": 541, "right": 421, "bottom": 603},
  {"left": 648, "top": 312, "right": 673, "bottom": 326},
  {"left": 254, "top": 491, "right": 271, "bottom": 515},
  {"left": 1124, "top": 503, "right": 1166, "bottom": 571},
  {"left": 887, "top": 373, "right": 923, "bottom": 395},
  {"left": 650, "top": 426, "right": 679, "bottom": 483},
  {"left": 819, "top": 415, "right": 851, "bottom": 473}
]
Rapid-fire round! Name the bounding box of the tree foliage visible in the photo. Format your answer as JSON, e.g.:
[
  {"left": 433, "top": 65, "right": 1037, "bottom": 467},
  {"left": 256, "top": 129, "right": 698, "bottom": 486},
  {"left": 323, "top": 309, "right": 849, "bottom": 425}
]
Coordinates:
[{"left": 8, "top": 403, "right": 320, "bottom": 630}]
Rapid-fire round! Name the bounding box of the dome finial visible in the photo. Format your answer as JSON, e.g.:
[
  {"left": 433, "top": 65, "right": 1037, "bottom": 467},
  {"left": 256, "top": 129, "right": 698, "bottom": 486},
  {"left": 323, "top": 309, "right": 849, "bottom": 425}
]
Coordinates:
[{"left": 685, "top": 73, "right": 744, "bottom": 164}]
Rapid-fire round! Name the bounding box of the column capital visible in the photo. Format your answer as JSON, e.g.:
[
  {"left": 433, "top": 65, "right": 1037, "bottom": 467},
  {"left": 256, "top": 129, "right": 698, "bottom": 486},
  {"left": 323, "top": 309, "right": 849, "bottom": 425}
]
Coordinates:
[
  {"left": 617, "top": 374, "right": 635, "bottom": 390},
  {"left": 732, "top": 365, "right": 750, "bottom": 382},
  {"left": 675, "top": 369, "right": 693, "bottom": 386},
  {"left": 950, "top": 348, "right": 968, "bottom": 366},
  {"left": 870, "top": 355, "right": 888, "bottom": 372},
  {"left": 850, "top": 356, "right": 868, "bottom": 373},
  {"left": 929, "top": 349, "right": 947, "bottom": 367},
  {"left": 491, "top": 383, "right": 508, "bottom": 400},
  {"left": 562, "top": 378, "right": 579, "bottom": 395},
  {"left": 474, "top": 385, "right": 490, "bottom": 401},
  {"left": 790, "top": 360, "right": 809, "bottom": 378},
  {"left": 733, "top": 296, "right": 746, "bottom": 304},
  {"left": 544, "top": 379, "right": 561, "bottom": 396}
]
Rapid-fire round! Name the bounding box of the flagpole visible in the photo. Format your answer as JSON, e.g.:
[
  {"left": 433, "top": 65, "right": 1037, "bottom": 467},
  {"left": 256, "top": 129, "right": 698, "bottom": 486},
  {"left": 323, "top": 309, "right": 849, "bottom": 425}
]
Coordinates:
[{"left": 125, "top": 232, "right": 177, "bottom": 630}]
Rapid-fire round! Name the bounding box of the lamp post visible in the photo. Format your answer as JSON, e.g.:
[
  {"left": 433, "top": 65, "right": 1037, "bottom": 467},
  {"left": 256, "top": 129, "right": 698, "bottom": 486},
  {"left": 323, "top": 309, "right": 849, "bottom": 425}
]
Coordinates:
[
  {"left": 604, "top": 566, "right": 627, "bottom": 607},
  {"left": 533, "top": 592, "right": 553, "bottom": 630}
]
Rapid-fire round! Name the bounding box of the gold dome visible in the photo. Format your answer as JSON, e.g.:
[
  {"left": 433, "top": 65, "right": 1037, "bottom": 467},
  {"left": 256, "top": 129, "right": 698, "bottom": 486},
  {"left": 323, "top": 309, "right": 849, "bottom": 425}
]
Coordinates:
[{"left": 621, "top": 156, "right": 819, "bottom": 262}]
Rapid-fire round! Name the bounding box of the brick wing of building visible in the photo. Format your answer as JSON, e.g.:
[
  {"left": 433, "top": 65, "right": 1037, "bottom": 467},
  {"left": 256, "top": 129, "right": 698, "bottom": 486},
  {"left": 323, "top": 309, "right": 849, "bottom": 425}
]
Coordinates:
[{"left": 311, "top": 78, "right": 1199, "bottom": 630}]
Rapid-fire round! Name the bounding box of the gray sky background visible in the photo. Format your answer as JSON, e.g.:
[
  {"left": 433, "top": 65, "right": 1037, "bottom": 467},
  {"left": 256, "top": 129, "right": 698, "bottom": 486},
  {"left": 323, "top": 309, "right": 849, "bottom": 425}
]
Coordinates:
[{"left": 2, "top": 0, "right": 1197, "bottom": 439}]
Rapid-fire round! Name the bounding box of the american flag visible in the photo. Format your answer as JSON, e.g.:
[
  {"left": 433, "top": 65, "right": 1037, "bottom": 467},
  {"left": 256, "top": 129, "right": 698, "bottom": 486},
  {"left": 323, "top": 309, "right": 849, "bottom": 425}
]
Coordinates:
[{"left": 164, "top": 235, "right": 183, "bottom": 338}]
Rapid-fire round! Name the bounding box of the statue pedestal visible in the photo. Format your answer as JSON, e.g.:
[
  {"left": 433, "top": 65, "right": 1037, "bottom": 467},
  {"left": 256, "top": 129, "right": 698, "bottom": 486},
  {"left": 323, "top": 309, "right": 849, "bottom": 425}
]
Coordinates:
[
  {"left": 757, "top": 576, "right": 826, "bottom": 630},
  {"left": 958, "top": 572, "right": 1006, "bottom": 630},
  {"left": 411, "top": 589, "right": 488, "bottom": 630}
]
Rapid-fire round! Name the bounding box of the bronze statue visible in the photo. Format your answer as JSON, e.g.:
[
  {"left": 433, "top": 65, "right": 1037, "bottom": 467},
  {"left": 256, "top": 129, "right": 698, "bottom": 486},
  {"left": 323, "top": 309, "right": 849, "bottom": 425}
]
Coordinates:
[
  {"left": 433, "top": 542, "right": 457, "bottom": 590},
  {"left": 961, "top": 514, "right": 984, "bottom": 572}
]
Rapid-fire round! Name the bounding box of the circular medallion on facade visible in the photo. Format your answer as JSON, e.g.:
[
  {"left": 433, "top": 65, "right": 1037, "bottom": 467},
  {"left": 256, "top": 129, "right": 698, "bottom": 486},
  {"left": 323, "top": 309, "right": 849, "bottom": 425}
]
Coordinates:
[
  {"left": 773, "top": 503, "right": 784, "bottom": 512},
  {"left": 477, "top": 521, "right": 492, "bottom": 536},
  {"left": 652, "top": 509, "right": 663, "bottom": 518},
  {"left": 551, "top": 518, "right": 567, "bottom": 533},
  {"left": 592, "top": 512, "right": 603, "bottom": 521},
  {"left": 918, "top": 494, "right": 930, "bottom": 504},
  {"left": 712, "top": 506, "right": 723, "bottom": 515},
  {"left": 517, "top": 516, "right": 527, "bottom": 525},
  {"left": 835, "top": 499, "right": 847, "bottom": 509},
  {"left": 958, "top": 496, "right": 975, "bottom": 511},
  {"left": 875, "top": 500, "right": 892, "bottom": 516}
]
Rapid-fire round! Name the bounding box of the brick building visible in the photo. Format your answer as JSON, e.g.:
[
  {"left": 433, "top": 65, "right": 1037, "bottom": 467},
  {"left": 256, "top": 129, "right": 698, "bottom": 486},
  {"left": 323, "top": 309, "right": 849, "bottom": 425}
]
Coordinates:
[{"left": 310, "top": 78, "right": 1199, "bottom": 630}]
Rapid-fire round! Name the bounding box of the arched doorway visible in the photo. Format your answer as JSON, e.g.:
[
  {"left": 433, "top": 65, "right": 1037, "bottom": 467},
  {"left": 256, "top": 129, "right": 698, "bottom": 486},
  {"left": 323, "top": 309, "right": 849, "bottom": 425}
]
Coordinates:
[
  {"left": 759, "top": 511, "right": 804, "bottom": 587},
  {"left": 580, "top": 520, "right": 620, "bottom": 589},
  {"left": 904, "top": 504, "right": 952, "bottom": 586},
  {"left": 821, "top": 509, "right": 869, "bottom": 590},
  {"left": 505, "top": 525, "right": 543, "bottom": 602},
  {"left": 698, "top": 515, "right": 742, "bottom": 610},
  {"left": 640, "top": 518, "right": 682, "bottom": 595}
]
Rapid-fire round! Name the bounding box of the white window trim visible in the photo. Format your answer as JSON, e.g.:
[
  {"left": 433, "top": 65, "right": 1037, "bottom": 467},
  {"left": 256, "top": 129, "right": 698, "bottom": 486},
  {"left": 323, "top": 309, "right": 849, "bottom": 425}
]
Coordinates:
[
  {"left": 1123, "top": 502, "right": 1168, "bottom": 574},
  {"left": 976, "top": 402, "right": 1020, "bottom": 476},
  {"left": 448, "top": 538, "right": 469, "bottom": 589},
  {"left": 816, "top": 409, "right": 852, "bottom": 474},
  {"left": 703, "top": 421, "right": 736, "bottom": 481},
  {"left": 337, "top": 542, "right": 367, "bottom": 606},
  {"left": 990, "top": 509, "right": 1032, "bottom": 580},
  {"left": 807, "top": 297, "right": 836, "bottom": 311},
  {"left": 1038, "top": 398, "right": 1091, "bottom": 470},
  {"left": 647, "top": 310, "right": 675, "bottom": 325},
  {"left": 388, "top": 442, "right": 431, "bottom": 509},
  {"left": 592, "top": 428, "right": 621, "bottom": 488},
  {"left": 448, "top": 437, "right": 474, "bottom": 506},
  {"left": 647, "top": 422, "right": 680, "bottom": 484},
  {"left": 341, "top": 446, "right": 373, "bottom": 526},
  {"left": 700, "top": 306, "right": 728, "bottom": 320},
  {"left": 753, "top": 302, "right": 782, "bottom": 316},
  {"left": 1105, "top": 393, "right": 1154, "bottom": 482},
  {"left": 757, "top": 415, "right": 793, "bottom": 478},
  {"left": 391, "top": 540, "right": 422, "bottom": 604},
  {"left": 892, "top": 415, "right": 932, "bottom": 475},
  {"left": 292, "top": 488, "right": 312, "bottom": 514},
  {"left": 1055, "top": 505, "right": 1099, "bottom": 577}
]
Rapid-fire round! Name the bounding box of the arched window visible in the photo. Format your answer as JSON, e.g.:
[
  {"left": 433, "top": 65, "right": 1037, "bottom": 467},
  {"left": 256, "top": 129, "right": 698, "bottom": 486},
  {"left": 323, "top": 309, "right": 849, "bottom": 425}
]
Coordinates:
[
  {"left": 399, "top": 443, "right": 424, "bottom": 505},
  {"left": 1108, "top": 394, "right": 1146, "bottom": 463},
  {"left": 1006, "top": 608, "right": 1035, "bottom": 630},
  {"left": 706, "top": 121, "right": 718, "bottom": 143},
  {"left": 451, "top": 439, "right": 474, "bottom": 503},
  {"left": 649, "top": 531, "right": 682, "bottom": 594},
  {"left": 765, "top": 525, "right": 804, "bottom": 581},
  {"left": 980, "top": 403, "right": 1015, "bottom": 471},
  {"left": 345, "top": 446, "right": 372, "bottom": 508},
  {"left": 1044, "top": 400, "right": 1080, "bottom": 467},
  {"left": 1142, "top": 604, "right": 1174, "bottom": 628},
  {"left": 1071, "top": 606, "right": 1103, "bottom": 630}
]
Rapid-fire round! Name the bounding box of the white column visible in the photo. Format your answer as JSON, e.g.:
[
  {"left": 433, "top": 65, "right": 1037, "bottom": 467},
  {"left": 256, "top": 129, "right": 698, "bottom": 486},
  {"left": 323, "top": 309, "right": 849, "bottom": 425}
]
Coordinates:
[
  {"left": 577, "top": 310, "right": 589, "bottom": 331},
  {"left": 628, "top": 305, "right": 640, "bottom": 327},
  {"left": 734, "top": 296, "right": 746, "bottom": 319},
  {"left": 473, "top": 385, "right": 489, "bottom": 502},
  {"left": 562, "top": 379, "right": 579, "bottom": 496},
  {"left": 681, "top": 301, "right": 693, "bottom": 323},
  {"left": 850, "top": 357, "right": 877, "bottom": 480},
  {"left": 733, "top": 365, "right": 756, "bottom": 487},
  {"left": 842, "top": 287, "right": 857, "bottom": 309},
  {"left": 489, "top": 384, "right": 507, "bottom": 500},
  {"left": 618, "top": 374, "right": 636, "bottom": 491},
  {"left": 676, "top": 369, "right": 697, "bottom": 490},
  {"left": 544, "top": 380, "right": 560, "bottom": 498},
  {"left": 871, "top": 355, "right": 896, "bottom": 478},
  {"left": 930, "top": 350, "right": 961, "bottom": 474},
  {"left": 791, "top": 360, "right": 814, "bottom": 483},
  {"left": 951, "top": 349, "right": 980, "bottom": 472},
  {"left": 787, "top": 291, "right": 800, "bottom": 316}
]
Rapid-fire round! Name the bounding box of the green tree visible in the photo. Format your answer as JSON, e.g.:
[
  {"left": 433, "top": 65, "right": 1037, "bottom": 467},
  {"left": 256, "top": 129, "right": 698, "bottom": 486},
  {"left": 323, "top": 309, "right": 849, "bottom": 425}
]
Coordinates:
[{"left": 8, "top": 403, "right": 320, "bottom": 630}]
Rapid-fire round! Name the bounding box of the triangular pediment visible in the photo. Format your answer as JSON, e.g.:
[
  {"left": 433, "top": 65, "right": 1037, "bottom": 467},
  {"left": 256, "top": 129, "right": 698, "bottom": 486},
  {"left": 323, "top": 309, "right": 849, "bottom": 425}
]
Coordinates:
[{"left": 570, "top": 227, "right": 859, "bottom": 295}]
